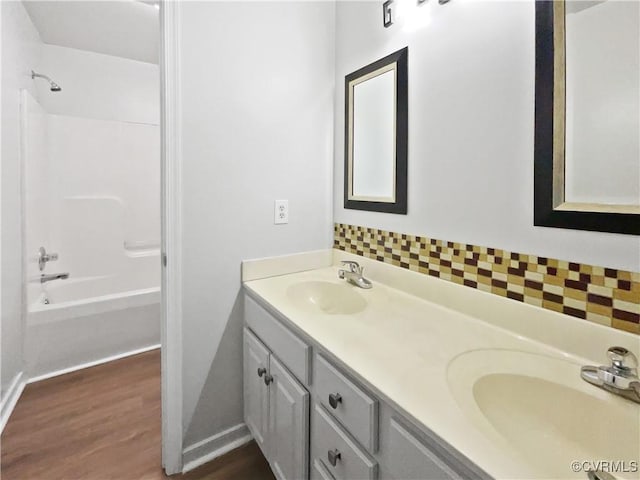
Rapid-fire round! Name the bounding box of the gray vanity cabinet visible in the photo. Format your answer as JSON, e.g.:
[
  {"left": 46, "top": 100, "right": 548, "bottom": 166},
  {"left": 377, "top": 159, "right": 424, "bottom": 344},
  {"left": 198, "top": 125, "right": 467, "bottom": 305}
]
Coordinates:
[
  {"left": 243, "top": 328, "right": 270, "bottom": 453},
  {"left": 312, "top": 459, "right": 336, "bottom": 480},
  {"left": 269, "top": 355, "right": 310, "bottom": 480},
  {"left": 243, "top": 327, "right": 310, "bottom": 480},
  {"left": 386, "top": 418, "right": 458, "bottom": 480},
  {"left": 244, "top": 293, "right": 490, "bottom": 480},
  {"left": 312, "top": 403, "right": 378, "bottom": 480},
  {"left": 314, "top": 353, "right": 378, "bottom": 453}
]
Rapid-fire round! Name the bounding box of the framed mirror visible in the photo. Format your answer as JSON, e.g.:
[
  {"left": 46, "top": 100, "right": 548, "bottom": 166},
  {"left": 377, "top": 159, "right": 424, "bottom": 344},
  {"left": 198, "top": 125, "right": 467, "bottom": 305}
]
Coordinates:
[
  {"left": 344, "top": 47, "right": 408, "bottom": 214},
  {"left": 534, "top": 0, "right": 640, "bottom": 234}
]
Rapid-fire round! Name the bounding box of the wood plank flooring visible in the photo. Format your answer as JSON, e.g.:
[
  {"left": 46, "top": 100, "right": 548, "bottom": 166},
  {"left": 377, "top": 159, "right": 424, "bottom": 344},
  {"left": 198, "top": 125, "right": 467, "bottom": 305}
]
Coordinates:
[{"left": 1, "top": 350, "right": 275, "bottom": 480}]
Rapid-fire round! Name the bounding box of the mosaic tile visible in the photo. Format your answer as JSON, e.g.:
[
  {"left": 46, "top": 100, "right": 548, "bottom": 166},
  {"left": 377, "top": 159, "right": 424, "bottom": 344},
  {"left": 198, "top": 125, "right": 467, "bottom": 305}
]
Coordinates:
[{"left": 334, "top": 223, "right": 640, "bottom": 335}]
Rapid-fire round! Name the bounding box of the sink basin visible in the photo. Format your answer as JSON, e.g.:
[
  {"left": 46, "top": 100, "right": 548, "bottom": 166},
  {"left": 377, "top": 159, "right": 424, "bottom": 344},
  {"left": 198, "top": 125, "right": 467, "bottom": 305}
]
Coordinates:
[
  {"left": 448, "top": 350, "right": 640, "bottom": 479},
  {"left": 286, "top": 281, "right": 367, "bottom": 315}
]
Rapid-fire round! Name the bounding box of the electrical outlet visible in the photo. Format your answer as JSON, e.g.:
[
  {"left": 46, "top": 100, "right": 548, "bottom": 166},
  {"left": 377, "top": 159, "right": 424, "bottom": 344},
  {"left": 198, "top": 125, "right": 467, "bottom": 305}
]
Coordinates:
[{"left": 274, "top": 200, "right": 289, "bottom": 225}]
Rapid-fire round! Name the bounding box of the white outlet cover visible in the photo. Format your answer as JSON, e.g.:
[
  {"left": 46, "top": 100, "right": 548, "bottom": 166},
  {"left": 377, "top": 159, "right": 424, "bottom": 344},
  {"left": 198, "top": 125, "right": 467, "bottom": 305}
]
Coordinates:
[{"left": 274, "top": 200, "right": 289, "bottom": 225}]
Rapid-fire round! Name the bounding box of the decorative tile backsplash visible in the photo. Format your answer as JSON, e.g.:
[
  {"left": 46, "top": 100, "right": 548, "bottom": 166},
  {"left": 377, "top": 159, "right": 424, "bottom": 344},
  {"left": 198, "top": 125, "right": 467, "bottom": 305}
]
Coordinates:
[{"left": 334, "top": 223, "right": 640, "bottom": 334}]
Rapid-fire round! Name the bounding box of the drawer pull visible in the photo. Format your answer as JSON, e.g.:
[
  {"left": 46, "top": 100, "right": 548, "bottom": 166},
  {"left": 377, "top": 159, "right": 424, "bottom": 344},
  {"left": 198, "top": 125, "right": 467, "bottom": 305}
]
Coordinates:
[
  {"left": 257, "top": 367, "right": 267, "bottom": 377},
  {"left": 327, "top": 449, "right": 342, "bottom": 467},
  {"left": 263, "top": 374, "right": 273, "bottom": 386},
  {"left": 328, "top": 393, "right": 342, "bottom": 409}
]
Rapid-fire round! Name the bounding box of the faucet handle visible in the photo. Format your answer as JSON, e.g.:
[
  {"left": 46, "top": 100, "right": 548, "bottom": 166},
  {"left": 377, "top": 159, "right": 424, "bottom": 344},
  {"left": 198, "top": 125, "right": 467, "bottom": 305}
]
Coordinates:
[
  {"left": 340, "top": 260, "right": 361, "bottom": 273},
  {"left": 607, "top": 346, "right": 638, "bottom": 373},
  {"left": 37, "top": 246, "right": 59, "bottom": 271}
]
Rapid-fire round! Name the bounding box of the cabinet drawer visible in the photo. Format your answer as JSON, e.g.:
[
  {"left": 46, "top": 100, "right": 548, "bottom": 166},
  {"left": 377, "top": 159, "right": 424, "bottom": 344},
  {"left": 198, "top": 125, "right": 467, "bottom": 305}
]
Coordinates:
[
  {"left": 314, "top": 354, "right": 378, "bottom": 451},
  {"left": 311, "top": 459, "right": 335, "bottom": 480},
  {"left": 245, "top": 295, "right": 311, "bottom": 384},
  {"left": 388, "top": 418, "right": 459, "bottom": 480},
  {"left": 312, "top": 404, "right": 377, "bottom": 480}
]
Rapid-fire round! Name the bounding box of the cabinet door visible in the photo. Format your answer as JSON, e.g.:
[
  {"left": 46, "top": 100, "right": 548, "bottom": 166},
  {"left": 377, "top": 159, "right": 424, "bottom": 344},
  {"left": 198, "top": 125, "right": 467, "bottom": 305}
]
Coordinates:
[
  {"left": 244, "top": 328, "right": 270, "bottom": 455},
  {"left": 312, "top": 459, "right": 336, "bottom": 480},
  {"left": 388, "top": 418, "right": 458, "bottom": 480},
  {"left": 269, "top": 355, "right": 310, "bottom": 480}
]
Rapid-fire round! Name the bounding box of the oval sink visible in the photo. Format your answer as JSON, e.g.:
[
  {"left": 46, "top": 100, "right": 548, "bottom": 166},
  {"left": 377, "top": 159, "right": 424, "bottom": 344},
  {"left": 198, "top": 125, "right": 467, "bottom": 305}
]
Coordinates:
[
  {"left": 447, "top": 350, "right": 640, "bottom": 479},
  {"left": 286, "top": 281, "right": 367, "bottom": 315}
]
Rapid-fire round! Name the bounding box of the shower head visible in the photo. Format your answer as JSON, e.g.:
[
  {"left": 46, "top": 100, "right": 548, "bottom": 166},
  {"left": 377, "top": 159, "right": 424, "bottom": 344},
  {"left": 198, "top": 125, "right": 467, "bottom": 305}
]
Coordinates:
[{"left": 31, "top": 70, "right": 62, "bottom": 92}]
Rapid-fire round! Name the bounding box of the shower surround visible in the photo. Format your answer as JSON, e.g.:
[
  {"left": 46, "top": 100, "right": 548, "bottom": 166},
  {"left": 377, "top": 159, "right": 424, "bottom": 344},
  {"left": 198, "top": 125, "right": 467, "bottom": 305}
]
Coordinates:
[{"left": 22, "top": 89, "right": 160, "bottom": 379}]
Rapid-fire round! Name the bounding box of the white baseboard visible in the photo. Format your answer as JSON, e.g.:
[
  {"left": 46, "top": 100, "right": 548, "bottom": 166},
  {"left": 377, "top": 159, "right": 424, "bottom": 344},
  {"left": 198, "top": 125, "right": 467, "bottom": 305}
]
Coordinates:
[
  {"left": 27, "top": 344, "right": 161, "bottom": 384},
  {"left": 182, "top": 423, "right": 252, "bottom": 473},
  {"left": 1, "top": 372, "right": 26, "bottom": 434}
]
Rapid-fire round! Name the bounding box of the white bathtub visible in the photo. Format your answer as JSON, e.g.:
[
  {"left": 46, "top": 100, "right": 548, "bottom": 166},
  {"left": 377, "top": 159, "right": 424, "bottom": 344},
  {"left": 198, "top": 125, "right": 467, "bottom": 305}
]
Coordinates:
[{"left": 26, "top": 275, "right": 161, "bottom": 381}]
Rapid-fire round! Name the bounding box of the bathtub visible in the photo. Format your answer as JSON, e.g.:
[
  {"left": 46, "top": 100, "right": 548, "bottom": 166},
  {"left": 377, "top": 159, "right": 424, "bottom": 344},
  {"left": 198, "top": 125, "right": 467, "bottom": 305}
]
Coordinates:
[{"left": 26, "top": 275, "right": 161, "bottom": 381}]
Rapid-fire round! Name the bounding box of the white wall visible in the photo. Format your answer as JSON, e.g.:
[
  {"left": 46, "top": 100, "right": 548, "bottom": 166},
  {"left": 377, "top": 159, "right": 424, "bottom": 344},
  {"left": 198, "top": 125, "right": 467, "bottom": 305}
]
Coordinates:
[
  {"left": 565, "top": 0, "right": 640, "bottom": 205},
  {"left": 178, "top": 1, "right": 335, "bottom": 451},
  {"left": 1, "top": 0, "right": 42, "bottom": 399},
  {"left": 333, "top": 0, "right": 640, "bottom": 272}
]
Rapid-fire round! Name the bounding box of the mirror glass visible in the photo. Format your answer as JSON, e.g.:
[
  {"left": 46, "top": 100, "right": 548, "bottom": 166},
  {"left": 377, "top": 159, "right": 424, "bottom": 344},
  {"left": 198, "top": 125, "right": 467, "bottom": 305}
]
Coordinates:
[
  {"left": 351, "top": 67, "right": 395, "bottom": 200},
  {"left": 344, "top": 47, "right": 408, "bottom": 214},
  {"left": 533, "top": 0, "right": 639, "bottom": 235},
  {"left": 564, "top": 0, "right": 640, "bottom": 208}
]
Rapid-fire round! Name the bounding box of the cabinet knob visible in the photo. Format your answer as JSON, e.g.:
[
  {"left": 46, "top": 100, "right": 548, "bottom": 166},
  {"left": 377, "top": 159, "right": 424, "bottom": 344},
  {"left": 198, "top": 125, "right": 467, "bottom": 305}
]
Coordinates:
[
  {"left": 327, "top": 449, "right": 341, "bottom": 467},
  {"left": 328, "top": 393, "right": 342, "bottom": 409},
  {"left": 257, "top": 367, "right": 267, "bottom": 377},
  {"left": 263, "top": 374, "right": 273, "bottom": 386}
]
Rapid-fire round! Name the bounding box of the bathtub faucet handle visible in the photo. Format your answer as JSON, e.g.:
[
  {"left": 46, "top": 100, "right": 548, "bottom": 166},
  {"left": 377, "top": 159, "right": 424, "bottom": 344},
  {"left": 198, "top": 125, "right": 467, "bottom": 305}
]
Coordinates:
[{"left": 38, "top": 246, "right": 59, "bottom": 271}]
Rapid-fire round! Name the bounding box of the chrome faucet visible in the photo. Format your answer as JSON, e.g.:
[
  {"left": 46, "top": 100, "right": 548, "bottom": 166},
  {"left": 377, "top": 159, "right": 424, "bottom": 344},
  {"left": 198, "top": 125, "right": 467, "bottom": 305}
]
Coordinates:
[
  {"left": 338, "top": 261, "right": 372, "bottom": 289},
  {"left": 581, "top": 346, "right": 640, "bottom": 404},
  {"left": 39, "top": 272, "right": 70, "bottom": 284}
]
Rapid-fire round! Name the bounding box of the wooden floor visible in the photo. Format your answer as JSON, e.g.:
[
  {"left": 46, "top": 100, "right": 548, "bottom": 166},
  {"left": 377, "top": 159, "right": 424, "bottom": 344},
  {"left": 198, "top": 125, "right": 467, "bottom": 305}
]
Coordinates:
[{"left": 1, "top": 350, "right": 275, "bottom": 480}]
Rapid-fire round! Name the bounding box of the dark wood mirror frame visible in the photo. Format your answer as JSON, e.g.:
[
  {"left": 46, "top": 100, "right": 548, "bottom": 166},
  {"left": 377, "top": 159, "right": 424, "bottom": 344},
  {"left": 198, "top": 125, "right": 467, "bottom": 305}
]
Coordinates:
[
  {"left": 344, "top": 47, "right": 408, "bottom": 214},
  {"left": 534, "top": 0, "right": 639, "bottom": 235}
]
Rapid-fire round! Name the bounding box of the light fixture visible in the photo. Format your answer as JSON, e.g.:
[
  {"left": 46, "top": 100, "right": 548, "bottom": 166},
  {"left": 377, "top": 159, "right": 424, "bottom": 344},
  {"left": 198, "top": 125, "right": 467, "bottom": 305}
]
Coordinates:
[{"left": 383, "top": 0, "right": 394, "bottom": 27}]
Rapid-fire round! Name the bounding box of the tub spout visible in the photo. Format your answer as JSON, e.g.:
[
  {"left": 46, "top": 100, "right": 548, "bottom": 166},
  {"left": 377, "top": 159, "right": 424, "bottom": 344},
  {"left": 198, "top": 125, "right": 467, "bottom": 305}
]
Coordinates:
[{"left": 40, "top": 272, "right": 70, "bottom": 284}]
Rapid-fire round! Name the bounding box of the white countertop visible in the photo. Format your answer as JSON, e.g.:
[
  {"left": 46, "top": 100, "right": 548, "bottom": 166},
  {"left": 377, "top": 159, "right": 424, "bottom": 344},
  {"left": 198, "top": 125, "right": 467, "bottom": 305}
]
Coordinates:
[{"left": 243, "top": 250, "right": 640, "bottom": 480}]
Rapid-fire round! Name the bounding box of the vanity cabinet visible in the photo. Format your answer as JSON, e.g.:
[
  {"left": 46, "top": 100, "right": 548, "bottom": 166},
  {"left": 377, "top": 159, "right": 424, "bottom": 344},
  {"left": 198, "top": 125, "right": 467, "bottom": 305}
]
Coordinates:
[
  {"left": 386, "top": 418, "right": 459, "bottom": 480},
  {"left": 245, "top": 295, "right": 311, "bottom": 384},
  {"left": 243, "top": 329, "right": 270, "bottom": 452},
  {"left": 314, "top": 353, "right": 378, "bottom": 453},
  {"left": 243, "top": 328, "right": 309, "bottom": 480},
  {"left": 244, "top": 294, "right": 490, "bottom": 480},
  {"left": 312, "top": 458, "right": 336, "bottom": 480},
  {"left": 269, "top": 355, "right": 310, "bottom": 480},
  {"left": 312, "top": 403, "right": 378, "bottom": 480}
]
